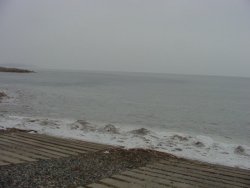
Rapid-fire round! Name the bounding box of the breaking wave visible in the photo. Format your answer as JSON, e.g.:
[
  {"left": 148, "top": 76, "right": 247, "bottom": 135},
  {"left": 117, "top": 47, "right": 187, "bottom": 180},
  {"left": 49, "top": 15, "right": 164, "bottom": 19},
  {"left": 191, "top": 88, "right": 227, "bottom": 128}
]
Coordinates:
[{"left": 0, "top": 115, "right": 250, "bottom": 169}]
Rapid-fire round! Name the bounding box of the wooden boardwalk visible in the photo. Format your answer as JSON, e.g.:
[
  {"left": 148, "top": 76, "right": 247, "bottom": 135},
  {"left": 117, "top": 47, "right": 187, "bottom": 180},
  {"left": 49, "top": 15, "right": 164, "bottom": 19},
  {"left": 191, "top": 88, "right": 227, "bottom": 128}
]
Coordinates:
[
  {"left": 0, "top": 132, "right": 112, "bottom": 166},
  {"left": 0, "top": 132, "right": 249, "bottom": 187},
  {"left": 86, "top": 157, "right": 250, "bottom": 188}
]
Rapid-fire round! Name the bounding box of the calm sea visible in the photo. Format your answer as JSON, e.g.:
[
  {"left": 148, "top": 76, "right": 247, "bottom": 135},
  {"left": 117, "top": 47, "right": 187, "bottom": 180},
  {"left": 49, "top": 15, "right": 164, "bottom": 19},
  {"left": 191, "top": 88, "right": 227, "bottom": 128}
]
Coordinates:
[{"left": 1, "top": 70, "right": 250, "bottom": 145}]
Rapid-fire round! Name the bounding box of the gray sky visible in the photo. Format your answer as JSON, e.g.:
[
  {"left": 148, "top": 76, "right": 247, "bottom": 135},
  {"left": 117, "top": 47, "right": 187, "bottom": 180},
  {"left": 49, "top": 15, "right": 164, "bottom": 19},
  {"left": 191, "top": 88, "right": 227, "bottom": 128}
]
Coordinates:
[{"left": 0, "top": 0, "right": 250, "bottom": 77}]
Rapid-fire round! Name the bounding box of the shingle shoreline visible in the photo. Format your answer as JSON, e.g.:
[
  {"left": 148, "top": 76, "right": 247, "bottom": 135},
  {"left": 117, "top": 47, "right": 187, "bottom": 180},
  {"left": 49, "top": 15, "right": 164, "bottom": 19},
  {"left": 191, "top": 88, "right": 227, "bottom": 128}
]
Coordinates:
[{"left": 0, "top": 148, "right": 169, "bottom": 188}]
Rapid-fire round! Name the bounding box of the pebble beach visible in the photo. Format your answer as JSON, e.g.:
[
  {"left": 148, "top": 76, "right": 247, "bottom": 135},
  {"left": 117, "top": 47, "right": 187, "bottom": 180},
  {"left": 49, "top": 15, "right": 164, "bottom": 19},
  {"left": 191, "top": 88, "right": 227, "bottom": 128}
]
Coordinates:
[{"left": 0, "top": 147, "right": 168, "bottom": 188}]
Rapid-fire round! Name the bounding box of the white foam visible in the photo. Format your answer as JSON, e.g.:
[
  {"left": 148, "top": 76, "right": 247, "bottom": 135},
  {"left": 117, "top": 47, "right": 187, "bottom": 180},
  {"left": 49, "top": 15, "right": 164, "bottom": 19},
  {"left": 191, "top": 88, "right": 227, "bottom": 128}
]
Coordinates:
[{"left": 1, "top": 115, "right": 250, "bottom": 169}]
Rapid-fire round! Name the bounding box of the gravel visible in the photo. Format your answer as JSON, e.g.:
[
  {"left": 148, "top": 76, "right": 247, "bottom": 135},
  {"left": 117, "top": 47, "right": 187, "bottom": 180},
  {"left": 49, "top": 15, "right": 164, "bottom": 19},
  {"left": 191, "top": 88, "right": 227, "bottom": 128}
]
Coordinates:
[{"left": 0, "top": 148, "right": 171, "bottom": 188}]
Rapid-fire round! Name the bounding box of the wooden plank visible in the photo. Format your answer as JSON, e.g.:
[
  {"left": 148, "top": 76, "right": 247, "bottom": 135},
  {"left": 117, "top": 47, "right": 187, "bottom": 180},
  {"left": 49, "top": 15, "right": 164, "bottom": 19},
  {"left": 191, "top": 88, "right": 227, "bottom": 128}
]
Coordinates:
[
  {"left": 14, "top": 133, "right": 98, "bottom": 152},
  {"left": 121, "top": 170, "right": 202, "bottom": 188},
  {"left": 133, "top": 168, "right": 242, "bottom": 188},
  {"left": 152, "top": 162, "right": 250, "bottom": 186},
  {"left": 12, "top": 133, "right": 90, "bottom": 153},
  {"left": 0, "top": 150, "right": 36, "bottom": 162},
  {"left": 32, "top": 134, "right": 110, "bottom": 149},
  {"left": 0, "top": 161, "right": 10, "bottom": 166},
  {"left": 0, "top": 154, "right": 24, "bottom": 164},
  {"left": 100, "top": 178, "right": 142, "bottom": 188},
  {"left": 6, "top": 134, "right": 79, "bottom": 155},
  {"left": 112, "top": 175, "right": 171, "bottom": 188},
  {"left": 164, "top": 158, "right": 250, "bottom": 176},
  {"left": 0, "top": 138, "right": 58, "bottom": 159},
  {"left": 125, "top": 169, "right": 212, "bottom": 188},
  {"left": 160, "top": 160, "right": 250, "bottom": 180},
  {"left": 0, "top": 144, "right": 49, "bottom": 160},
  {"left": 112, "top": 174, "right": 150, "bottom": 187},
  {"left": 0, "top": 135, "right": 70, "bottom": 157},
  {"left": 19, "top": 133, "right": 98, "bottom": 152},
  {"left": 16, "top": 132, "right": 110, "bottom": 149},
  {"left": 0, "top": 137, "right": 61, "bottom": 158},
  {"left": 142, "top": 165, "right": 248, "bottom": 188},
  {"left": 85, "top": 183, "right": 111, "bottom": 188}
]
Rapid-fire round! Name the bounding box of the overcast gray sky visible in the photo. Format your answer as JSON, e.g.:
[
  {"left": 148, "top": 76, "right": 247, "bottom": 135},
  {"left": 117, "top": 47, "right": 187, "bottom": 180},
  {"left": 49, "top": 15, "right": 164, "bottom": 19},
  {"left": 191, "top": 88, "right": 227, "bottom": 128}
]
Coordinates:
[{"left": 0, "top": 0, "right": 250, "bottom": 77}]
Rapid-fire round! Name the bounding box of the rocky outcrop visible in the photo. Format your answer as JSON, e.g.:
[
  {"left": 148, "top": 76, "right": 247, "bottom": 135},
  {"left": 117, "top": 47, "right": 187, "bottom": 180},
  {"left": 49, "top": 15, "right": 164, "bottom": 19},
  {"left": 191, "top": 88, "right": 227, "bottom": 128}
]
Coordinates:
[{"left": 0, "top": 66, "right": 34, "bottom": 73}]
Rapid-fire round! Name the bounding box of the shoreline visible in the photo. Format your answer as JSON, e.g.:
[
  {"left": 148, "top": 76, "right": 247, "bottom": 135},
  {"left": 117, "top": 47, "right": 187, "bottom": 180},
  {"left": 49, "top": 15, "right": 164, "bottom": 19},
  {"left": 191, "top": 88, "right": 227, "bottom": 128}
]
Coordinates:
[
  {"left": 0, "top": 131, "right": 249, "bottom": 187},
  {"left": 0, "top": 140, "right": 166, "bottom": 187},
  {"left": 0, "top": 115, "right": 250, "bottom": 170}
]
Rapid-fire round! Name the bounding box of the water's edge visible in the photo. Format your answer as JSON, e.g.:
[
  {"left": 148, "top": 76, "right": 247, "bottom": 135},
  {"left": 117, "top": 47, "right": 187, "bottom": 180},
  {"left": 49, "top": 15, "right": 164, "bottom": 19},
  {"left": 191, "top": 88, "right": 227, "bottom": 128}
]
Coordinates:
[
  {"left": 1, "top": 114, "right": 249, "bottom": 169},
  {"left": 1, "top": 71, "right": 250, "bottom": 169}
]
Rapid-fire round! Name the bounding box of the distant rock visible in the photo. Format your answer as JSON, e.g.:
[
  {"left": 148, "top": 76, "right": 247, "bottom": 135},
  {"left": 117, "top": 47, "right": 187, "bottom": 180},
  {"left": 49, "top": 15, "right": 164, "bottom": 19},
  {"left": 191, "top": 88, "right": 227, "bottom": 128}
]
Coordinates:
[
  {"left": 0, "top": 91, "right": 7, "bottom": 101},
  {"left": 0, "top": 66, "right": 35, "bottom": 73}
]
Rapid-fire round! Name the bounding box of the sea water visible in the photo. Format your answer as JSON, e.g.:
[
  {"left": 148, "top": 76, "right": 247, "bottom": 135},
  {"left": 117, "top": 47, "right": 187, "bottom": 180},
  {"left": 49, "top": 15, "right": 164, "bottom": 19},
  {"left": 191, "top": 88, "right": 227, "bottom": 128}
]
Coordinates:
[{"left": 1, "top": 70, "right": 250, "bottom": 168}]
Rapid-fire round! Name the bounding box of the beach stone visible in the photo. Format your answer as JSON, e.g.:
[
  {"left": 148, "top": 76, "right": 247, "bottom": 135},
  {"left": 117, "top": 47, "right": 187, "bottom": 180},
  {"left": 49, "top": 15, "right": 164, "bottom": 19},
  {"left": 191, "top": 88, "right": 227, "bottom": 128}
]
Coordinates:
[
  {"left": 0, "top": 91, "right": 7, "bottom": 101},
  {"left": 234, "top": 146, "right": 246, "bottom": 155},
  {"left": 194, "top": 141, "right": 205, "bottom": 147},
  {"left": 129, "top": 128, "right": 151, "bottom": 136},
  {"left": 100, "top": 124, "right": 119, "bottom": 134}
]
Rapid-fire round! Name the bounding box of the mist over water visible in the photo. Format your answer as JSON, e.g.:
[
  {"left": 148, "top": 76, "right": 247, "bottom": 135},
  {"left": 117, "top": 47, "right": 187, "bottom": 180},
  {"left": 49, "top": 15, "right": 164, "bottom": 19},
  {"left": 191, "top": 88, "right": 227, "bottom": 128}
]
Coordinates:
[{"left": 1, "top": 70, "right": 250, "bottom": 145}]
